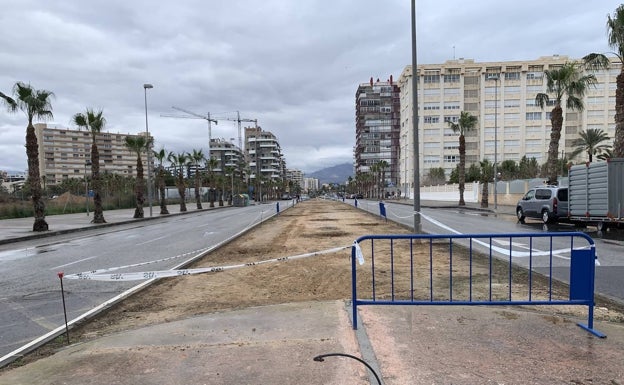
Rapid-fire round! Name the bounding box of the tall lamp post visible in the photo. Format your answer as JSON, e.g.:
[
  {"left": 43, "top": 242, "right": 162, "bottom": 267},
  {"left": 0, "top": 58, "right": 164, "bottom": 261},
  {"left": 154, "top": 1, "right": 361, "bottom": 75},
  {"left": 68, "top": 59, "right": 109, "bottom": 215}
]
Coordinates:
[
  {"left": 411, "top": 0, "right": 421, "bottom": 232},
  {"left": 488, "top": 74, "right": 500, "bottom": 210},
  {"left": 143, "top": 83, "right": 154, "bottom": 217}
]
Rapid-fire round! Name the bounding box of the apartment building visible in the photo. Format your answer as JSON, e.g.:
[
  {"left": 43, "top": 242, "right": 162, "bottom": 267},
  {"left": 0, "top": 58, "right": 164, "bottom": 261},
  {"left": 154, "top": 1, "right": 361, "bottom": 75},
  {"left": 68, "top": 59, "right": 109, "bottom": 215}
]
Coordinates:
[
  {"left": 209, "top": 138, "right": 246, "bottom": 174},
  {"left": 285, "top": 168, "right": 303, "bottom": 188},
  {"left": 355, "top": 77, "right": 401, "bottom": 188},
  {"left": 397, "top": 55, "right": 620, "bottom": 193},
  {"left": 302, "top": 177, "right": 320, "bottom": 193},
  {"left": 34, "top": 123, "right": 152, "bottom": 186},
  {"left": 244, "top": 126, "right": 285, "bottom": 184}
]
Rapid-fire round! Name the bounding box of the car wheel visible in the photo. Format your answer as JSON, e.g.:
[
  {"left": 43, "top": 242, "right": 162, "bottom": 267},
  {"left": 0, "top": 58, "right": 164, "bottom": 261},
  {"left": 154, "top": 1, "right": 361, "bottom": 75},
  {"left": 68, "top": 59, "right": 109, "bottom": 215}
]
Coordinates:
[
  {"left": 596, "top": 221, "right": 607, "bottom": 232},
  {"left": 516, "top": 208, "right": 525, "bottom": 223},
  {"left": 541, "top": 210, "right": 551, "bottom": 224}
]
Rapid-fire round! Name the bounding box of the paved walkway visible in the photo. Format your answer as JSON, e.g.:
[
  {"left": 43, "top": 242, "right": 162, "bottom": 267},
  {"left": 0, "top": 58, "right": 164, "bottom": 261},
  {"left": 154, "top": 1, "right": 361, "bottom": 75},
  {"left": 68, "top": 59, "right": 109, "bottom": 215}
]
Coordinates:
[{"left": 2, "top": 200, "right": 624, "bottom": 384}]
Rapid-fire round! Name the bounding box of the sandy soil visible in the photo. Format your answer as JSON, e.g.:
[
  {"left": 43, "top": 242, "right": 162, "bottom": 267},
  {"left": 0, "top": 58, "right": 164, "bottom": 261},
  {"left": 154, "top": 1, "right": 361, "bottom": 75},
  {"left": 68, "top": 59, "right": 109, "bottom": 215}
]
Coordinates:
[{"left": 10, "top": 199, "right": 624, "bottom": 367}]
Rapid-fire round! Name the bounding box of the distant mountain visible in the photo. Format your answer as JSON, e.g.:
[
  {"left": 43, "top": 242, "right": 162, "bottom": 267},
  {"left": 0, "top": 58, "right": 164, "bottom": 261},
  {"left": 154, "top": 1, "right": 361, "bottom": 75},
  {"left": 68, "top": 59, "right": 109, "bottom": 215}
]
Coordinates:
[{"left": 307, "top": 163, "right": 353, "bottom": 185}]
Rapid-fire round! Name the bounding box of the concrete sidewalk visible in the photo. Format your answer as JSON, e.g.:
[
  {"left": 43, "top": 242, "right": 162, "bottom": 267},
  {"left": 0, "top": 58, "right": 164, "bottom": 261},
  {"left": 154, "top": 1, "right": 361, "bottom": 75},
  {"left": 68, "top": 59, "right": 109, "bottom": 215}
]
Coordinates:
[{"left": 1, "top": 301, "right": 623, "bottom": 384}]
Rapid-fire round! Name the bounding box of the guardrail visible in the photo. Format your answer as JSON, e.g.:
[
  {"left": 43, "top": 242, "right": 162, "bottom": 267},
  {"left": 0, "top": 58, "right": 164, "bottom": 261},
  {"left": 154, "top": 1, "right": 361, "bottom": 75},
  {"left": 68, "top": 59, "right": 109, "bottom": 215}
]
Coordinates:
[{"left": 351, "top": 232, "right": 604, "bottom": 337}]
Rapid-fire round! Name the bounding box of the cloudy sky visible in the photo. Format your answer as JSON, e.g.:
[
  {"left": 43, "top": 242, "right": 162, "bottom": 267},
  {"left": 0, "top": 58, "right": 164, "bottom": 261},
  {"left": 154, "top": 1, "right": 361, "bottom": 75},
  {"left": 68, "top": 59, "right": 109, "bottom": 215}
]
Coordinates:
[{"left": 0, "top": 0, "right": 616, "bottom": 174}]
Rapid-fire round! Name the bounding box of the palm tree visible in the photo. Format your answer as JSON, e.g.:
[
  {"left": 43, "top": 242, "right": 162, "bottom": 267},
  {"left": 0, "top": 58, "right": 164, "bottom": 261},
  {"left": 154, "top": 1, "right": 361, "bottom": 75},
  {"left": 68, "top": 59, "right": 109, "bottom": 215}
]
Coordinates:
[
  {"left": 168, "top": 152, "right": 188, "bottom": 212},
  {"left": 569, "top": 128, "right": 611, "bottom": 162},
  {"left": 2, "top": 82, "right": 54, "bottom": 231},
  {"left": 225, "top": 166, "right": 236, "bottom": 205},
  {"left": 535, "top": 62, "right": 596, "bottom": 185},
  {"left": 73, "top": 109, "right": 107, "bottom": 223},
  {"left": 375, "top": 160, "right": 389, "bottom": 199},
  {"left": 585, "top": 5, "right": 624, "bottom": 158},
  {"left": 153, "top": 148, "right": 170, "bottom": 214},
  {"left": 124, "top": 136, "right": 150, "bottom": 218},
  {"left": 597, "top": 148, "right": 614, "bottom": 161},
  {"left": 447, "top": 111, "right": 478, "bottom": 205},
  {"left": 189, "top": 149, "right": 206, "bottom": 209}
]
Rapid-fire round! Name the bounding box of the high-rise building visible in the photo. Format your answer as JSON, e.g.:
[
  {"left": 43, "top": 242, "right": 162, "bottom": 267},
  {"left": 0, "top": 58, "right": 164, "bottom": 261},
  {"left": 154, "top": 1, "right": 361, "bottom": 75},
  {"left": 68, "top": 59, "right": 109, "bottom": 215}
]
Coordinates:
[
  {"left": 398, "top": 55, "right": 620, "bottom": 191},
  {"left": 244, "top": 126, "right": 285, "bottom": 196},
  {"left": 34, "top": 123, "right": 151, "bottom": 186},
  {"left": 355, "top": 77, "right": 401, "bottom": 191}
]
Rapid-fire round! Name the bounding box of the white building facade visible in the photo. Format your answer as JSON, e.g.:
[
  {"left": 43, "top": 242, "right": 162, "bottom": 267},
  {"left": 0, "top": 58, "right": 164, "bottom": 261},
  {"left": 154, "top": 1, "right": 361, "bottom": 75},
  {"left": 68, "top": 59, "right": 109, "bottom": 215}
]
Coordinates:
[{"left": 398, "top": 55, "right": 620, "bottom": 194}]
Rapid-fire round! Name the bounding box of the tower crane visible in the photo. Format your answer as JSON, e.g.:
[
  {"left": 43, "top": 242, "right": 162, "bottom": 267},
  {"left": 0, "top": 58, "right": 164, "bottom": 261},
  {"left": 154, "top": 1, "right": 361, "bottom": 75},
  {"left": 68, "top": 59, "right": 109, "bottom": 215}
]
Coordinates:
[
  {"left": 212, "top": 111, "right": 257, "bottom": 150},
  {"left": 161, "top": 106, "right": 218, "bottom": 159}
]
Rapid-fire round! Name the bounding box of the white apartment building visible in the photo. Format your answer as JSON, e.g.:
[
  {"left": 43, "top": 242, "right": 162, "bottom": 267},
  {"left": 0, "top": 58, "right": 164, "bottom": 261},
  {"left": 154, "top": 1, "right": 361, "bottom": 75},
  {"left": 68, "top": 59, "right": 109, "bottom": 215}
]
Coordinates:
[
  {"left": 244, "top": 126, "right": 285, "bottom": 183},
  {"left": 34, "top": 123, "right": 152, "bottom": 186},
  {"left": 398, "top": 55, "right": 620, "bottom": 194}
]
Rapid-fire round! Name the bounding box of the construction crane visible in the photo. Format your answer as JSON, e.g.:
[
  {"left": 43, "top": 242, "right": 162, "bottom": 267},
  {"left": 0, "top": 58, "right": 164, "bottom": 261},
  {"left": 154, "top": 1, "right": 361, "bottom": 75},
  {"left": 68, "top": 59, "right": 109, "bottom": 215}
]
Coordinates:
[
  {"left": 161, "top": 106, "right": 218, "bottom": 159},
  {"left": 212, "top": 111, "right": 257, "bottom": 150}
]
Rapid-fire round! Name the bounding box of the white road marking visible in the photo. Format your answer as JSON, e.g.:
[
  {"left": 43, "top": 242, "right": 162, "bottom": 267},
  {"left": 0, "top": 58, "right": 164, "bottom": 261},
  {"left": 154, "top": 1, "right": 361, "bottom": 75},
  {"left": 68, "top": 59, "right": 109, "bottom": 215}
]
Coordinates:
[{"left": 50, "top": 256, "right": 98, "bottom": 270}]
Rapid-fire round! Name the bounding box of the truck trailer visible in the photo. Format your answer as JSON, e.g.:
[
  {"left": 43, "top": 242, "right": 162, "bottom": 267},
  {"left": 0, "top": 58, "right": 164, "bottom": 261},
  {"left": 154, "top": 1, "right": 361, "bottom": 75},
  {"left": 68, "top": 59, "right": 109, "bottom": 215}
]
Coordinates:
[{"left": 568, "top": 158, "right": 624, "bottom": 231}]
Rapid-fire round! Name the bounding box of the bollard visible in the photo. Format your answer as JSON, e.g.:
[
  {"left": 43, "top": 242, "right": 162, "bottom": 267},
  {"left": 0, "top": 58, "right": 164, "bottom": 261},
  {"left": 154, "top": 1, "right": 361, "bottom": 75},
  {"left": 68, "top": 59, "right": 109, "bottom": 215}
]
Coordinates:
[
  {"left": 276, "top": 201, "right": 280, "bottom": 214},
  {"left": 378, "top": 201, "right": 387, "bottom": 221}
]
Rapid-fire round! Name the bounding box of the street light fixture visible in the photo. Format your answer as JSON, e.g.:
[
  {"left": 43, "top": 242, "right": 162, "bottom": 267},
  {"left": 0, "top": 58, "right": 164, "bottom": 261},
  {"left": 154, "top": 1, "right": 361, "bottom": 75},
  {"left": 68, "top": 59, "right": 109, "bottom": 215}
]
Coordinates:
[{"left": 143, "top": 83, "right": 154, "bottom": 217}]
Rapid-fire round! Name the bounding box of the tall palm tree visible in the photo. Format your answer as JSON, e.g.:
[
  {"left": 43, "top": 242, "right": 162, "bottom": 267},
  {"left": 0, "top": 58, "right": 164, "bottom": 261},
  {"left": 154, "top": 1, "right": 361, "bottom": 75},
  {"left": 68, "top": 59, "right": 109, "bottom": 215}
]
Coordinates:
[
  {"left": 447, "top": 111, "right": 478, "bottom": 205},
  {"left": 224, "top": 166, "right": 236, "bottom": 205},
  {"left": 153, "top": 148, "right": 170, "bottom": 214},
  {"left": 2, "top": 82, "right": 54, "bottom": 231},
  {"left": 189, "top": 149, "right": 206, "bottom": 210},
  {"left": 124, "top": 136, "right": 150, "bottom": 218},
  {"left": 168, "top": 152, "right": 188, "bottom": 212},
  {"left": 535, "top": 61, "right": 596, "bottom": 185},
  {"left": 585, "top": 5, "right": 624, "bottom": 158},
  {"left": 569, "top": 128, "right": 611, "bottom": 162},
  {"left": 73, "top": 109, "right": 107, "bottom": 223}
]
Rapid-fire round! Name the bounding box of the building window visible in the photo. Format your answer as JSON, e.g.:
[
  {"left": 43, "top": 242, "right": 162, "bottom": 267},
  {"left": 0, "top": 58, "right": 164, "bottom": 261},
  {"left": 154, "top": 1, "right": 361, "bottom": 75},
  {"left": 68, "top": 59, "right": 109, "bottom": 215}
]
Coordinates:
[
  {"left": 464, "top": 89, "right": 479, "bottom": 98},
  {"left": 444, "top": 115, "right": 459, "bottom": 123},
  {"left": 424, "top": 129, "right": 438, "bottom": 136},
  {"left": 424, "top": 74, "right": 440, "bottom": 83},
  {"left": 526, "top": 112, "right": 542, "bottom": 120},
  {"left": 444, "top": 155, "right": 458, "bottom": 163},
  {"left": 423, "top": 89, "right": 440, "bottom": 96},
  {"left": 423, "top": 103, "right": 440, "bottom": 110},
  {"left": 444, "top": 74, "right": 460, "bottom": 83},
  {"left": 444, "top": 88, "right": 460, "bottom": 95},
  {"left": 424, "top": 116, "right": 440, "bottom": 124},
  {"left": 444, "top": 103, "right": 460, "bottom": 110},
  {"left": 505, "top": 113, "right": 520, "bottom": 121},
  {"left": 424, "top": 142, "right": 440, "bottom": 148},
  {"left": 505, "top": 71, "right": 520, "bottom": 80},
  {"left": 504, "top": 99, "right": 520, "bottom": 108}
]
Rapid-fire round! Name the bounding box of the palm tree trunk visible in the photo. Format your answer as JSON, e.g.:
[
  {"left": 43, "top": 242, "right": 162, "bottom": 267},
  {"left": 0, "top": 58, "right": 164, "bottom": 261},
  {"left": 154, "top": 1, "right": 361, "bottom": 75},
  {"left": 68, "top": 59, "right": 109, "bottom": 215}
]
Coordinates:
[
  {"left": 614, "top": 71, "right": 624, "bottom": 157},
  {"left": 177, "top": 172, "right": 187, "bottom": 212},
  {"left": 480, "top": 181, "right": 489, "bottom": 208},
  {"left": 158, "top": 171, "right": 169, "bottom": 214},
  {"left": 26, "top": 122, "right": 48, "bottom": 231},
  {"left": 91, "top": 143, "right": 106, "bottom": 223},
  {"left": 458, "top": 135, "right": 466, "bottom": 206},
  {"left": 547, "top": 105, "right": 563, "bottom": 184},
  {"left": 194, "top": 173, "right": 202, "bottom": 210},
  {"left": 133, "top": 157, "right": 145, "bottom": 218}
]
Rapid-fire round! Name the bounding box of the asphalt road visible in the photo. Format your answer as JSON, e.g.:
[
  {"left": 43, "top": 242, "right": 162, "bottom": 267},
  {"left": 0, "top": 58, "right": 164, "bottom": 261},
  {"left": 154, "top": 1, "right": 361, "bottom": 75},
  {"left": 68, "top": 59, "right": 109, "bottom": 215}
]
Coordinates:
[{"left": 0, "top": 202, "right": 289, "bottom": 358}]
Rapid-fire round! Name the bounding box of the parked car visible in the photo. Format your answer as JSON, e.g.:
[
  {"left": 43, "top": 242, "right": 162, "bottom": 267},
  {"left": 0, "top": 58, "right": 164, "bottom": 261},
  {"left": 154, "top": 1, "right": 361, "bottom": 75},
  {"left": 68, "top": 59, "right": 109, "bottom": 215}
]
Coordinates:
[{"left": 516, "top": 185, "right": 569, "bottom": 224}]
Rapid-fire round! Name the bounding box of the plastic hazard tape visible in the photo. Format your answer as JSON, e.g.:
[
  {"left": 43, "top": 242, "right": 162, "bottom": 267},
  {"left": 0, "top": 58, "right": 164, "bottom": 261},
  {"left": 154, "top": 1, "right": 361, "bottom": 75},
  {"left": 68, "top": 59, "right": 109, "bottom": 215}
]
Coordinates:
[{"left": 64, "top": 245, "right": 351, "bottom": 282}]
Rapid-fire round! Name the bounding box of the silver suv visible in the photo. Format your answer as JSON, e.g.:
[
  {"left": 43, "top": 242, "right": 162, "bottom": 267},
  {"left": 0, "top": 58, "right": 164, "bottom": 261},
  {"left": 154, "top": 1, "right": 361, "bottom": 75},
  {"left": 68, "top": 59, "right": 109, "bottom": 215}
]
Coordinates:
[{"left": 516, "top": 186, "right": 569, "bottom": 224}]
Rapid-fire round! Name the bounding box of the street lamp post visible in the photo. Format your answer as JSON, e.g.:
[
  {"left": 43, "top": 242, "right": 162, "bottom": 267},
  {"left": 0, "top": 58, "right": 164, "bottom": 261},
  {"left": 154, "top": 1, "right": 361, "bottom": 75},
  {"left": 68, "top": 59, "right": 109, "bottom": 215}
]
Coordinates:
[
  {"left": 491, "top": 74, "right": 499, "bottom": 210},
  {"left": 411, "top": 0, "right": 422, "bottom": 232},
  {"left": 143, "top": 83, "right": 154, "bottom": 217}
]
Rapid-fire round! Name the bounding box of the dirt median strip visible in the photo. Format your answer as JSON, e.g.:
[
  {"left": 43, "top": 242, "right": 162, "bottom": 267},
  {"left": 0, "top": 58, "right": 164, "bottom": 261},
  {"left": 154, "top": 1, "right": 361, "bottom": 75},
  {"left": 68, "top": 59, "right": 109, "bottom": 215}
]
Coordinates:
[{"left": 4, "top": 199, "right": 624, "bottom": 371}]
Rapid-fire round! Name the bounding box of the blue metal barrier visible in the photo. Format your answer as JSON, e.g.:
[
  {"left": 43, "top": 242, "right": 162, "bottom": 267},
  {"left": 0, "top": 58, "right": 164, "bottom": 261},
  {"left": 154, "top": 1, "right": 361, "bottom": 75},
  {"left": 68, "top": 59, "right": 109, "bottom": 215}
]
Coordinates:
[{"left": 350, "top": 232, "right": 604, "bottom": 337}]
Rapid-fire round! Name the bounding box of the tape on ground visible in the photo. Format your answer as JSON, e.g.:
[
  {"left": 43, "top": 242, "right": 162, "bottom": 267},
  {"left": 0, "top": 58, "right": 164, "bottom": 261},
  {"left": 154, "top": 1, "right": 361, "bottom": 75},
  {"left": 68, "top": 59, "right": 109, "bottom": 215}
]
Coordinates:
[{"left": 64, "top": 245, "right": 351, "bottom": 282}]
